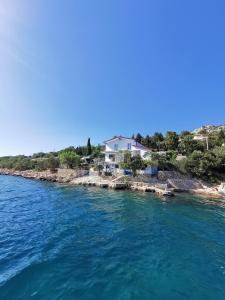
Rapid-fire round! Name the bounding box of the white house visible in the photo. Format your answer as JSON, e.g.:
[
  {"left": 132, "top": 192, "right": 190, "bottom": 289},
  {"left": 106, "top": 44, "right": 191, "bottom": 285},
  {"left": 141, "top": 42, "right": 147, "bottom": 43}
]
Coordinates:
[{"left": 104, "top": 136, "right": 150, "bottom": 166}]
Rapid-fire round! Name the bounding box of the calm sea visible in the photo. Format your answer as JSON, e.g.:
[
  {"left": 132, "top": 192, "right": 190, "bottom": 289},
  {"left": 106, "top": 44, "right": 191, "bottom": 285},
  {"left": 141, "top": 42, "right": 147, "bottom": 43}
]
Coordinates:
[{"left": 0, "top": 175, "right": 225, "bottom": 300}]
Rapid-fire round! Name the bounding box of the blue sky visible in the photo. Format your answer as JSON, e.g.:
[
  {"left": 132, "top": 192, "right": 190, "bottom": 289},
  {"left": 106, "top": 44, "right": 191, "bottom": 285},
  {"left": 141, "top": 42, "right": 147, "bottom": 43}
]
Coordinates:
[{"left": 0, "top": 0, "right": 225, "bottom": 156}]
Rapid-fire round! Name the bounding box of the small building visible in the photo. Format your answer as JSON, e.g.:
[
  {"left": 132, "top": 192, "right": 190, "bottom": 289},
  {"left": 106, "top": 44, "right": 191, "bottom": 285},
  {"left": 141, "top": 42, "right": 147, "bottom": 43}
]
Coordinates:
[
  {"left": 104, "top": 136, "right": 150, "bottom": 162},
  {"left": 193, "top": 134, "right": 207, "bottom": 141},
  {"left": 103, "top": 136, "right": 151, "bottom": 173},
  {"left": 139, "top": 165, "right": 158, "bottom": 176}
]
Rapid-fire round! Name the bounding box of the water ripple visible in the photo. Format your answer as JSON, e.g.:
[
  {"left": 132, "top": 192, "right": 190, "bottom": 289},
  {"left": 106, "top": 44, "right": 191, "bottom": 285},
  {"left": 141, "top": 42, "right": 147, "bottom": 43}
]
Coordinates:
[{"left": 0, "top": 176, "right": 225, "bottom": 299}]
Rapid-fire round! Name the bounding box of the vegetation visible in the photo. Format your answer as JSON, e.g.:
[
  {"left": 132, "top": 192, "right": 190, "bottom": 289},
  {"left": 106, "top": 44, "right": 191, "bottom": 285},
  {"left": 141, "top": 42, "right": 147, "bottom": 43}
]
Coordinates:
[
  {"left": 165, "top": 131, "right": 179, "bottom": 150},
  {"left": 178, "top": 134, "right": 204, "bottom": 155},
  {"left": 121, "top": 153, "right": 145, "bottom": 177},
  {"left": 86, "top": 138, "right": 92, "bottom": 156},
  {"left": 46, "top": 155, "right": 60, "bottom": 172},
  {"left": 59, "top": 141, "right": 101, "bottom": 158},
  {"left": 0, "top": 128, "right": 225, "bottom": 182},
  {"left": 59, "top": 151, "right": 81, "bottom": 169},
  {"left": 94, "top": 164, "right": 103, "bottom": 175},
  {"left": 0, "top": 154, "right": 60, "bottom": 172},
  {"left": 132, "top": 129, "right": 225, "bottom": 181},
  {"left": 0, "top": 156, "right": 34, "bottom": 171}
]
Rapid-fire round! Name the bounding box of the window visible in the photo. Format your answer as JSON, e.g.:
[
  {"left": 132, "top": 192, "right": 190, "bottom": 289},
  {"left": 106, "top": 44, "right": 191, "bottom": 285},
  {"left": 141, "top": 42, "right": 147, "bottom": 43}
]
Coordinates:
[
  {"left": 109, "top": 154, "right": 115, "bottom": 162},
  {"left": 127, "top": 143, "right": 131, "bottom": 150},
  {"left": 114, "top": 144, "right": 118, "bottom": 151}
]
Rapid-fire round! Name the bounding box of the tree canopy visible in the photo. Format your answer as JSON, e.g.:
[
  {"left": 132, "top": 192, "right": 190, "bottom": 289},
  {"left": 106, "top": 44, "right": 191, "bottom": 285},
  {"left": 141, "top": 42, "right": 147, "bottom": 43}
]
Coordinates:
[
  {"left": 0, "top": 127, "right": 225, "bottom": 182},
  {"left": 59, "top": 151, "right": 81, "bottom": 169},
  {"left": 121, "top": 154, "right": 145, "bottom": 177},
  {"left": 86, "top": 138, "right": 92, "bottom": 156}
]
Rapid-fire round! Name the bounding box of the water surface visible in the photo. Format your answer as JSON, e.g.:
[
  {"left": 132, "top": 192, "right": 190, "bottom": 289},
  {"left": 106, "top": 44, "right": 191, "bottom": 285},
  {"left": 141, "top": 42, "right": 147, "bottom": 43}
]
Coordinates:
[{"left": 0, "top": 175, "right": 225, "bottom": 299}]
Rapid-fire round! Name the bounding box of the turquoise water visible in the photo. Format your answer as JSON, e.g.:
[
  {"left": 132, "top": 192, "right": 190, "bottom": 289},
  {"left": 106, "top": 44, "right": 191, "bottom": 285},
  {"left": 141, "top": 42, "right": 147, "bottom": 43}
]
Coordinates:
[{"left": 0, "top": 176, "right": 225, "bottom": 299}]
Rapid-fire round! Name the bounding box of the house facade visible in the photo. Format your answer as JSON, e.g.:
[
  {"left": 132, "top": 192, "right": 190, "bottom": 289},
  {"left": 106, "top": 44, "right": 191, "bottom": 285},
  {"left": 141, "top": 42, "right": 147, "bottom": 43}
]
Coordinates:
[{"left": 104, "top": 136, "right": 150, "bottom": 166}]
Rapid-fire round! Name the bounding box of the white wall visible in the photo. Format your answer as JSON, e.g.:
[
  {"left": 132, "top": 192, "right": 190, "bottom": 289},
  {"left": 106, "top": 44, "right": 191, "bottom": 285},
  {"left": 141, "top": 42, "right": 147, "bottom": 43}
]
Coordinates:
[
  {"left": 105, "top": 138, "right": 150, "bottom": 162},
  {"left": 105, "top": 152, "right": 113, "bottom": 162}
]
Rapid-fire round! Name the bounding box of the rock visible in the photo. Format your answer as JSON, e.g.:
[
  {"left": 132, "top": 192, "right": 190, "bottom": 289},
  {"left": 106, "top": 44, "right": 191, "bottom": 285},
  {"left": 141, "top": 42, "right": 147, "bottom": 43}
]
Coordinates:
[
  {"left": 109, "top": 183, "right": 127, "bottom": 190},
  {"left": 218, "top": 183, "right": 225, "bottom": 194},
  {"left": 167, "top": 179, "right": 203, "bottom": 190},
  {"left": 98, "top": 182, "right": 109, "bottom": 188}
]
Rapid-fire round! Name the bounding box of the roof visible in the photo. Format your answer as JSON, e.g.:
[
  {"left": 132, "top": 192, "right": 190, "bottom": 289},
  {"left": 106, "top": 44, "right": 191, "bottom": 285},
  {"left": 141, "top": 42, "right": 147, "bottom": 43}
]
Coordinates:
[
  {"left": 103, "top": 136, "right": 135, "bottom": 143},
  {"left": 103, "top": 136, "right": 151, "bottom": 151}
]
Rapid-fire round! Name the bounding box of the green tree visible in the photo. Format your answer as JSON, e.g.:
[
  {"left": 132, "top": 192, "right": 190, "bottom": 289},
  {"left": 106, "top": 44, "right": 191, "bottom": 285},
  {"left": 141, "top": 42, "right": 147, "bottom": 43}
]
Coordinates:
[
  {"left": 14, "top": 157, "right": 34, "bottom": 171},
  {"left": 150, "top": 152, "right": 173, "bottom": 171},
  {"left": 208, "top": 130, "right": 225, "bottom": 148},
  {"left": 59, "top": 151, "right": 81, "bottom": 169},
  {"left": 218, "top": 130, "right": 225, "bottom": 144},
  {"left": 135, "top": 133, "right": 143, "bottom": 144},
  {"left": 185, "top": 151, "right": 216, "bottom": 180},
  {"left": 178, "top": 135, "right": 204, "bottom": 155},
  {"left": 74, "top": 146, "right": 86, "bottom": 156},
  {"left": 199, "top": 128, "right": 208, "bottom": 135},
  {"left": 130, "top": 155, "right": 145, "bottom": 176},
  {"left": 32, "top": 152, "right": 46, "bottom": 159},
  {"left": 46, "top": 155, "right": 59, "bottom": 172},
  {"left": 158, "top": 140, "right": 167, "bottom": 151},
  {"left": 212, "top": 146, "right": 225, "bottom": 173},
  {"left": 121, "top": 155, "right": 145, "bottom": 177},
  {"left": 86, "top": 138, "right": 92, "bottom": 156},
  {"left": 153, "top": 132, "right": 164, "bottom": 143},
  {"left": 144, "top": 135, "right": 151, "bottom": 147},
  {"left": 165, "top": 131, "right": 179, "bottom": 150},
  {"left": 145, "top": 132, "right": 164, "bottom": 150},
  {"left": 92, "top": 145, "right": 102, "bottom": 158},
  {"left": 35, "top": 159, "right": 48, "bottom": 171},
  {"left": 179, "top": 131, "right": 192, "bottom": 139}
]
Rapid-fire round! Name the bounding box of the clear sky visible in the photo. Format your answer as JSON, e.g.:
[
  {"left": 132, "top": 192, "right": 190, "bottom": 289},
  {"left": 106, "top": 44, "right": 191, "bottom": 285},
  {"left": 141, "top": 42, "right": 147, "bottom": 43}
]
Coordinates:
[{"left": 0, "top": 0, "right": 225, "bottom": 156}]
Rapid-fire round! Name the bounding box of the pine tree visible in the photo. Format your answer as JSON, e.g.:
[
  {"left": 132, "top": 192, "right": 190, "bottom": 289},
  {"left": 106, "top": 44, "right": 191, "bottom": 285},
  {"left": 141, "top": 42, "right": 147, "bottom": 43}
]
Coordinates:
[
  {"left": 135, "top": 133, "right": 143, "bottom": 144},
  {"left": 86, "top": 138, "right": 92, "bottom": 156}
]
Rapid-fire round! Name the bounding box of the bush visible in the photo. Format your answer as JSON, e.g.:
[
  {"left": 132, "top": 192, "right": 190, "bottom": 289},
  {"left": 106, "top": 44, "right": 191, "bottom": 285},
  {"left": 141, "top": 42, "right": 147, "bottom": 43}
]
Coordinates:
[
  {"left": 184, "top": 151, "right": 217, "bottom": 180},
  {"left": 59, "top": 151, "right": 81, "bottom": 169},
  {"left": 165, "top": 131, "right": 179, "bottom": 150},
  {"left": 121, "top": 155, "right": 145, "bottom": 177},
  {"left": 173, "top": 158, "right": 188, "bottom": 174},
  {"left": 34, "top": 159, "right": 48, "bottom": 171},
  {"left": 178, "top": 135, "right": 204, "bottom": 155},
  {"left": 212, "top": 146, "right": 225, "bottom": 173},
  {"left": 14, "top": 157, "right": 34, "bottom": 171},
  {"left": 46, "top": 156, "right": 59, "bottom": 172},
  {"left": 150, "top": 152, "right": 175, "bottom": 171}
]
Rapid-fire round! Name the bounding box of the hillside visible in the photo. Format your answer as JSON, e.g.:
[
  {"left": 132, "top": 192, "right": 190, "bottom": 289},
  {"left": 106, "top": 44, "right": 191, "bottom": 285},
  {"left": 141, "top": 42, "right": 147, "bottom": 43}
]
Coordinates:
[{"left": 192, "top": 124, "right": 225, "bottom": 135}]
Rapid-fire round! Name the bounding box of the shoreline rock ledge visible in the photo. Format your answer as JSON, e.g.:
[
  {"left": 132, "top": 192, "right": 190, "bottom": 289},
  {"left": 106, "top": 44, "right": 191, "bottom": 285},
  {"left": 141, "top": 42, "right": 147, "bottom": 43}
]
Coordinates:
[{"left": 0, "top": 168, "right": 225, "bottom": 199}]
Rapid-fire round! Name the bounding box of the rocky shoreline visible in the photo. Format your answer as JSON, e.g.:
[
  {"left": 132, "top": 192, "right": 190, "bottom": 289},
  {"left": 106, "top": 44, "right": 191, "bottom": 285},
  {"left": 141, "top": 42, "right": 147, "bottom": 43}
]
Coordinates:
[
  {"left": 0, "top": 168, "right": 225, "bottom": 199},
  {"left": 0, "top": 168, "right": 86, "bottom": 183}
]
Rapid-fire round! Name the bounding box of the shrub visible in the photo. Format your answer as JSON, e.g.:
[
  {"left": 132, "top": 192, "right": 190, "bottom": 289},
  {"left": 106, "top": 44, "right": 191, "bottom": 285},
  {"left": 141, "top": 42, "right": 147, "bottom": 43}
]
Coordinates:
[
  {"left": 59, "top": 151, "right": 81, "bottom": 169},
  {"left": 35, "top": 159, "right": 48, "bottom": 171},
  {"left": 46, "top": 156, "right": 59, "bottom": 173},
  {"left": 121, "top": 155, "right": 145, "bottom": 177},
  {"left": 185, "top": 151, "right": 217, "bottom": 180},
  {"left": 14, "top": 157, "right": 34, "bottom": 171}
]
